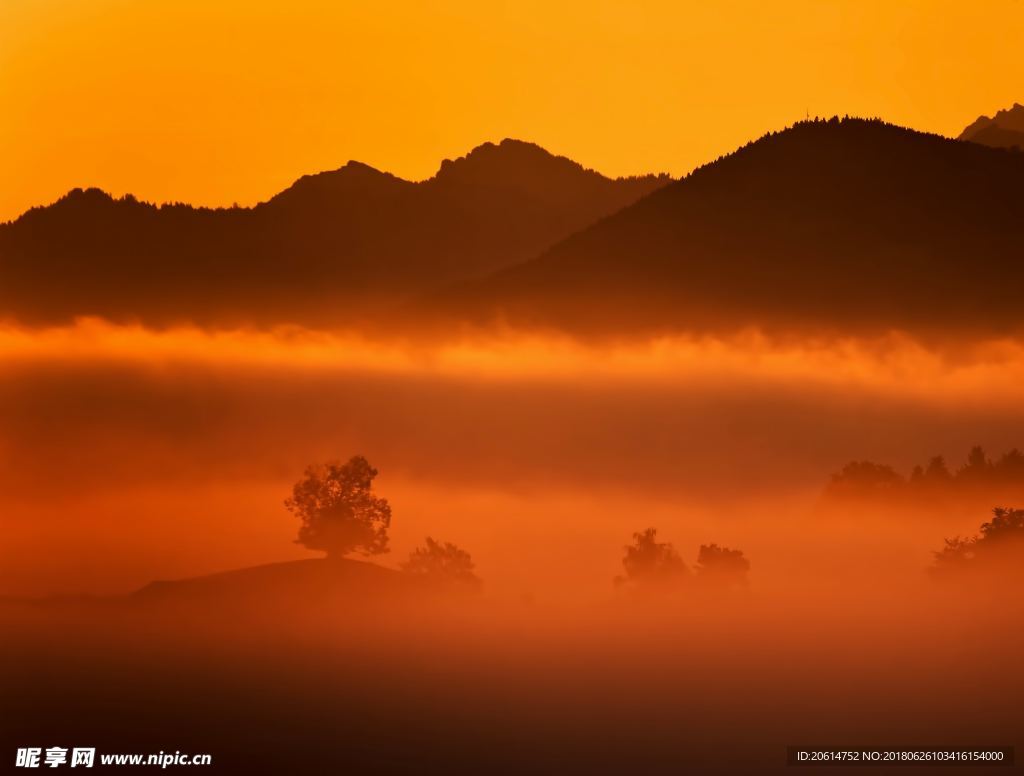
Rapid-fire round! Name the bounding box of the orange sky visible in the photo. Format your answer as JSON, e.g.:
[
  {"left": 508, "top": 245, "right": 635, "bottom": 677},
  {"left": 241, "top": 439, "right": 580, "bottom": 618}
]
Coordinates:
[{"left": 2, "top": 0, "right": 1022, "bottom": 222}]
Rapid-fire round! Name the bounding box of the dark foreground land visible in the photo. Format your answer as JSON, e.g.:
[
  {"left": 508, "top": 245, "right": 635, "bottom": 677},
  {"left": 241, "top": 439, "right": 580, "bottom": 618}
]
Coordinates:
[{"left": 1, "top": 559, "right": 1021, "bottom": 775}]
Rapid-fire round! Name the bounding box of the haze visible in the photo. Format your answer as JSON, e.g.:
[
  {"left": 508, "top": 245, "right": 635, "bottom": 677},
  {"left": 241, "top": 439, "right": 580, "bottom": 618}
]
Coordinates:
[
  {"left": 5, "top": 5, "right": 1024, "bottom": 768},
  {"left": 3, "top": 0, "right": 1024, "bottom": 221},
  {"left": 5, "top": 320, "right": 1023, "bottom": 773},
  {"left": 4, "top": 320, "right": 1024, "bottom": 599}
]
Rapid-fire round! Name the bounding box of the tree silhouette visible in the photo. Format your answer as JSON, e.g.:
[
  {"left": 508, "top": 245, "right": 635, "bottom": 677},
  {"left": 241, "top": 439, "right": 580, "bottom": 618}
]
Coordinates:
[
  {"left": 933, "top": 507, "right": 1024, "bottom": 578},
  {"left": 285, "top": 456, "right": 391, "bottom": 558},
  {"left": 618, "top": 528, "right": 689, "bottom": 587},
  {"left": 924, "top": 455, "right": 952, "bottom": 484},
  {"left": 695, "top": 544, "right": 750, "bottom": 588},
  {"left": 994, "top": 448, "right": 1024, "bottom": 480},
  {"left": 978, "top": 506, "right": 1024, "bottom": 543},
  {"left": 957, "top": 445, "right": 992, "bottom": 482},
  {"left": 402, "top": 537, "right": 480, "bottom": 588}
]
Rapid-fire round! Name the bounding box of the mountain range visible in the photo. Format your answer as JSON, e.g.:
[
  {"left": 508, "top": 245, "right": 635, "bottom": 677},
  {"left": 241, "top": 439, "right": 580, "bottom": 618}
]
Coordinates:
[
  {"left": 430, "top": 117, "right": 1024, "bottom": 335},
  {"left": 0, "top": 140, "right": 668, "bottom": 326},
  {"left": 4, "top": 112, "right": 1024, "bottom": 335}
]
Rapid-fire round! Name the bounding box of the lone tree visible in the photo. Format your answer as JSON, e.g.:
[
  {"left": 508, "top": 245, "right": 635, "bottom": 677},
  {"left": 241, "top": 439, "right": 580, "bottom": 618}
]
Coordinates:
[
  {"left": 695, "top": 543, "right": 750, "bottom": 588},
  {"left": 285, "top": 456, "right": 392, "bottom": 558},
  {"left": 618, "top": 528, "right": 689, "bottom": 588},
  {"left": 402, "top": 537, "right": 480, "bottom": 588}
]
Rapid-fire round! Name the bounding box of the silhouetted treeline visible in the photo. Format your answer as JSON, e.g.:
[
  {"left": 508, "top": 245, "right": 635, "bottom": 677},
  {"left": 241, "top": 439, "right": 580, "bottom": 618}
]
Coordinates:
[{"left": 824, "top": 446, "right": 1024, "bottom": 503}]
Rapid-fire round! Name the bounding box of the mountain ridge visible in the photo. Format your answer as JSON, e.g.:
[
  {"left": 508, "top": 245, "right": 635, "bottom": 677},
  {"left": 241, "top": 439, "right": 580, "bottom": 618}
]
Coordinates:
[
  {"left": 958, "top": 102, "right": 1024, "bottom": 150},
  {"left": 5, "top": 139, "right": 665, "bottom": 224},
  {"left": 427, "top": 117, "right": 1024, "bottom": 336},
  {"left": 0, "top": 139, "right": 670, "bottom": 325}
]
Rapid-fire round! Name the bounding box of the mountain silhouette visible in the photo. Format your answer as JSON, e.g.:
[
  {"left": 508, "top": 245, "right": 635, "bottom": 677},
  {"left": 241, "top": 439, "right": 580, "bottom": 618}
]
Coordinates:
[
  {"left": 0, "top": 140, "right": 668, "bottom": 326},
  {"left": 959, "top": 102, "right": 1024, "bottom": 150},
  {"left": 429, "top": 118, "right": 1024, "bottom": 335}
]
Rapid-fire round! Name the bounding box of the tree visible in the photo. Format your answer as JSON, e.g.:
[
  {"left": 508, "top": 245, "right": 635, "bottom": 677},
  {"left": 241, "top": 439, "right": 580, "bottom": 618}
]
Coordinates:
[
  {"left": 956, "top": 445, "right": 992, "bottom": 482},
  {"left": 923, "top": 455, "right": 951, "bottom": 483},
  {"left": 932, "top": 507, "right": 1024, "bottom": 578},
  {"left": 285, "top": 456, "right": 391, "bottom": 558},
  {"left": 618, "top": 528, "right": 689, "bottom": 587},
  {"left": 402, "top": 537, "right": 480, "bottom": 588},
  {"left": 994, "top": 448, "right": 1024, "bottom": 481},
  {"left": 978, "top": 506, "right": 1024, "bottom": 543},
  {"left": 695, "top": 544, "right": 750, "bottom": 588},
  {"left": 932, "top": 535, "right": 977, "bottom": 574}
]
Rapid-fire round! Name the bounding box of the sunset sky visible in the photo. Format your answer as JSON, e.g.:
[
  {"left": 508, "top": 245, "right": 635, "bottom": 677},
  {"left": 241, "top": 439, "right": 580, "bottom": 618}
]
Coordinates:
[{"left": 2, "top": 0, "right": 1022, "bottom": 222}]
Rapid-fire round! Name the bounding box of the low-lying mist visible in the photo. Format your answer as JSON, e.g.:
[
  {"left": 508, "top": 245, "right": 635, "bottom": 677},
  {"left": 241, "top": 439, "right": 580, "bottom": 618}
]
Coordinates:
[
  {"left": 4, "top": 318, "right": 1024, "bottom": 597},
  {"left": 4, "top": 318, "right": 1024, "bottom": 772}
]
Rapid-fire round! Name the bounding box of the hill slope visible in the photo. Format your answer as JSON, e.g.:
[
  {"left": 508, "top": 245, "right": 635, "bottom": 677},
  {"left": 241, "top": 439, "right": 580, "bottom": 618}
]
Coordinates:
[
  {"left": 432, "top": 118, "right": 1024, "bottom": 335},
  {"left": 133, "top": 557, "right": 410, "bottom": 608},
  {"left": 0, "top": 140, "right": 668, "bottom": 326}
]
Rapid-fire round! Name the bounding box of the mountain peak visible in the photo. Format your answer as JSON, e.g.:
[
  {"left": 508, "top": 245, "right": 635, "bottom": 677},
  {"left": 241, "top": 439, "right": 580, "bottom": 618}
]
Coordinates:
[
  {"left": 958, "top": 102, "right": 1024, "bottom": 149},
  {"left": 432, "top": 138, "right": 605, "bottom": 188},
  {"left": 0, "top": 136, "right": 668, "bottom": 326},
  {"left": 264, "top": 159, "right": 409, "bottom": 209},
  {"left": 988, "top": 102, "right": 1024, "bottom": 125},
  {"left": 432, "top": 115, "right": 1024, "bottom": 336}
]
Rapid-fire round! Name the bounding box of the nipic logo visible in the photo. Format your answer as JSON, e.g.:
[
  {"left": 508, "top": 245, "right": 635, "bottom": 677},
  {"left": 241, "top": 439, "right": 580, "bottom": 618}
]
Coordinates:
[
  {"left": 15, "top": 747, "right": 94, "bottom": 768},
  {"left": 15, "top": 748, "right": 211, "bottom": 768}
]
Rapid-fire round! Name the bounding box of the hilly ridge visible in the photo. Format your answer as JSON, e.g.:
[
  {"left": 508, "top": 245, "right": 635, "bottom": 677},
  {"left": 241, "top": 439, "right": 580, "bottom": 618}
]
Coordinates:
[
  {"left": 431, "top": 118, "right": 1024, "bottom": 335},
  {"left": 6, "top": 118, "right": 1024, "bottom": 336},
  {"left": 0, "top": 139, "right": 668, "bottom": 326}
]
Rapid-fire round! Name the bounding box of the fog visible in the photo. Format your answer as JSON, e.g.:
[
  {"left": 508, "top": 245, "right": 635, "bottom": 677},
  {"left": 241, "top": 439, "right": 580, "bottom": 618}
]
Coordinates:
[
  {"left": 0, "top": 315, "right": 1019, "bottom": 601},
  {"left": 3, "top": 320, "right": 1024, "bottom": 771},
  {"left": 4, "top": 319, "right": 1024, "bottom": 597}
]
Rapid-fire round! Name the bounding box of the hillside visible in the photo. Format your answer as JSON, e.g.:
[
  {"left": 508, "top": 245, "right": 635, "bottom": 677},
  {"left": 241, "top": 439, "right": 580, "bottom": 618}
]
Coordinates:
[
  {"left": 0, "top": 558, "right": 411, "bottom": 612},
  {"left": 0, "top": 140, "right": 668, "bottom": 326},
  {"left": 133, "top": 557, "right": 411, "bottom": 608},
  {"left": 430, "top": 118, "right": 1024, "bottom": 335}
]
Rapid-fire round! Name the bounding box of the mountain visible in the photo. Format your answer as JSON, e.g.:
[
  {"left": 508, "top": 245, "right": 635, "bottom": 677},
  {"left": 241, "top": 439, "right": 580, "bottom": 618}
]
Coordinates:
[
  {"left": 0, "top": 140, "right": 669, "bottom": 326},
  {"left": 429, "top": 118, "right": 1024, "bottom": 336},
  {"left": 959, "top": 103, "right": 1024, "bottom": 150}
]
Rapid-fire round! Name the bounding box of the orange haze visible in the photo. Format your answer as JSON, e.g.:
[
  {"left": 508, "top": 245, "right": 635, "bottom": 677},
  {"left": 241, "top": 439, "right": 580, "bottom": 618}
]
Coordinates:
[
  {"left": 4, "top": 320, "right": 1024, "bottom": 597},
  {"left": 3, "top": 0, "right": 1024, "bottom": 221}
]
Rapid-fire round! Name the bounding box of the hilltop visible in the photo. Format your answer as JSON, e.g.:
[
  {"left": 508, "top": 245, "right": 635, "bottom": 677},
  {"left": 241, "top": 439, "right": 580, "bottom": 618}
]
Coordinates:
[
  {"left": 0, "top": 140, "right": 668, "bottom": 326},
  {"left": 959, "top": 102, "right": 1024, "bottom": 150},
  {"left": 429, "top": 118, "right": 1024, "bottom": 335}
]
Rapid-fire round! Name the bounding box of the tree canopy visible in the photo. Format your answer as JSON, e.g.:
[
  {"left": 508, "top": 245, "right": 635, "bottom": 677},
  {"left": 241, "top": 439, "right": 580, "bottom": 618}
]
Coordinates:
[
  {"left": 285, "top": 456, "right": 392, "bottom": 558},
  {"left": 619, "top": 528, "right": 690, "bottom": 588},
  {"left": 402, "top": 537, "right": 480, "bottom": 589},
  {"left": 695, "top": 543, "right": 751, "bottom": 588},
  {"left": 933, "top": 507, "right": 1024, "bottom": 579}
]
